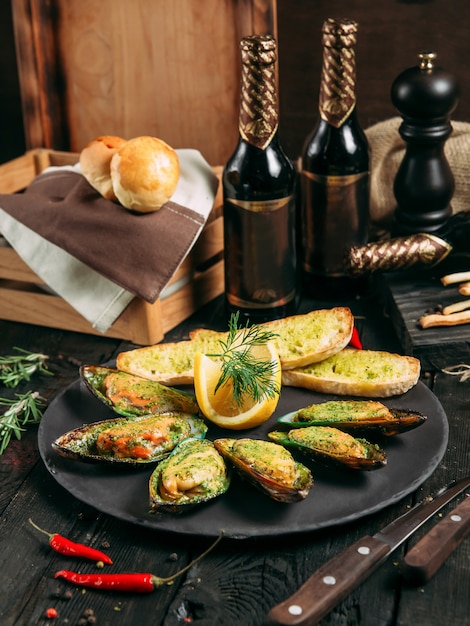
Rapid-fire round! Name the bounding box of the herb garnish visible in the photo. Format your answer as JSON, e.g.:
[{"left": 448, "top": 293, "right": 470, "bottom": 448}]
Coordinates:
[
  {"left": 209, "top": 312, "right": 280, "bottom": 407},
  {"left": 0, "top": 348, "right": 53, "bottom": 454},
  {"left": 0, "top": 348, "right": 51, "bottom": 387},
  {"left": 0, "top": 391, "right": 46, "bottom": 454}
]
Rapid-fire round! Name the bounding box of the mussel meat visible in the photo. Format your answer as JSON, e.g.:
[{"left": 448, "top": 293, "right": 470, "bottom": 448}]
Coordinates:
[
  {"left": 80, "top": 365, "right": 200, "bottom": 417},
  {"left": 269, "top": 426, "right": 386, "bottom": 471},
  {"left": 214, "top": 438, "right": 313, "bottom": 503},
  {"left": 53, "top": 412, "right": 207, "bottom": 465},
  {"left": 277, "top": 400, "right": 427, "bottom": 436},
  {"left": 149, "top": 438, "right": 230, "bottom": 512}
]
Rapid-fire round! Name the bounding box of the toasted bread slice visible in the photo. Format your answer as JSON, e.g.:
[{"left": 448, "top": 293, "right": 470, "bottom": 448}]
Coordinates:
[
  {"left": 116, "top": 335, "right": 221, "bottom": 386},
  {"left": 190, "top": 307, "right": 354, "bottom": 370},
  {"left": 117, "top": 307, "right": 354, "bottom": 384},
  {"left": 281, "top": 348, "right": 421, "bottom": 397}
]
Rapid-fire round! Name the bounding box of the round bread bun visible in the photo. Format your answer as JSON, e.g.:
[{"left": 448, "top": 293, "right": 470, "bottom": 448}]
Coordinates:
[
  {"left": 110, "top": 136, "right": 180, "bottom": 213},
  {"left": 79, "top": 135, "right": 127, "bottom": 200}
]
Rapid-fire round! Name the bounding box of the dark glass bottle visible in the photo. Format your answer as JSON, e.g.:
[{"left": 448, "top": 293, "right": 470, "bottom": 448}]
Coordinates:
[
  {"left": 300, "top": 18, "right": 370, "bottom": 299},
  {"left": 223, "top": 34, "right": 298, "bottom": 323}
]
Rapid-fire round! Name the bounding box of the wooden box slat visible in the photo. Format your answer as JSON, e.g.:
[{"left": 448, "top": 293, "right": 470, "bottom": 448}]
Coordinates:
[{"left": 0, "top": 149, "right": 224, "bottom": 344}]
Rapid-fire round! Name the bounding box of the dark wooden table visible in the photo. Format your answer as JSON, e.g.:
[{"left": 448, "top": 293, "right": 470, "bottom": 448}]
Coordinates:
[{"left": 0, "top": 291, "right": 468, "bottom": 626}]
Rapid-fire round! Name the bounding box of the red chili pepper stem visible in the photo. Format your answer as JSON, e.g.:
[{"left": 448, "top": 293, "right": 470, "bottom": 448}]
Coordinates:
[
  {"left": 54, "top": 530, "right": 224, "bottom": 593},
  {"left": 29, "top": 518, "right": 113, "bottom": 565}
]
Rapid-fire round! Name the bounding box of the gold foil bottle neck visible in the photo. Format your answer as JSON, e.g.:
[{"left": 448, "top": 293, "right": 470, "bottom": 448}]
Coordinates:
[
  {"left": 239, "top": 34, "right": 279, "bottom": 150},
  {"left": 319, "top": 18, "right": 358, "bottom": 128}
]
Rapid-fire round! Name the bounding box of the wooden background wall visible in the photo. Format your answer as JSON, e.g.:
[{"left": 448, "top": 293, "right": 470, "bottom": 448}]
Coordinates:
[
  {"left": 276, "top": 0, "right": 470, "bottom": 159},
  {"left": 0, "top": 0, "right": 469, "bottom": 165}
]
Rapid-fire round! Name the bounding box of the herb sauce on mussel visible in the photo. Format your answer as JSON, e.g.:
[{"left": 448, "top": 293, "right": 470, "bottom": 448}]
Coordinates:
[
  {"left": 80, "top": 365, "right": 199, "bottom": 417},
  {"left": 277, "top": 400, "right": 426, "bottom": 436},
  {"left": 53, "top": 413, "right": 207, "bottom": 465},
  {"left": 149, "top": 439, "right": 230, "bottom": 512},
  {"left": 269, "top": 426, "right": 386, "bottom": 471},
  {"left": 214, "top": 438, "right": 313, "bottom": 502}
]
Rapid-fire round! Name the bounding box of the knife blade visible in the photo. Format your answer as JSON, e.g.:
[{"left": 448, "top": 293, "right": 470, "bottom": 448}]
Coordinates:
[
  {"left": 267, "top": 476, "right": 470, "bottom": 626},
  {"left": 402, "top": 494, "right": 470, "bottom": 586}
]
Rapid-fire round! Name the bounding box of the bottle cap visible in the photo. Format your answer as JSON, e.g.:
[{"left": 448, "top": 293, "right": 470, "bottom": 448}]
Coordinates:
[{"left": 322, "top": 17, "right": 358, "bottom": 48}]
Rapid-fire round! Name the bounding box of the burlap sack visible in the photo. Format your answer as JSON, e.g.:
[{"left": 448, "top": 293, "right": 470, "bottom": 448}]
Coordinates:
[{"left": 365, "top": 117, "right": 470, "bottom": 230}]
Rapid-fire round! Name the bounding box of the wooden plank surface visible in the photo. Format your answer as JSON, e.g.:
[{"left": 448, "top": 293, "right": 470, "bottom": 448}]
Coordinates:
[
  {"left": 381, "top": 272, "right": 470, "bottom": 371},
  {"left": 0, "top": 296, "right": 469, "bottom": 626}
]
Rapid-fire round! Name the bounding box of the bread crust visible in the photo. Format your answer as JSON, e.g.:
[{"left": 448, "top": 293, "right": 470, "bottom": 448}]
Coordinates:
[
  {"left": 281, "top": 348, "right": 421, "bottom": 397},
  {"left": 79, "top": 135, "right": 127, "bottom": 200},
  {"left": 117, "top": 308, "right": 355, "bottom": 384},
  {"left": 110, "top": 136, "right": 180, "bottom": 212}
]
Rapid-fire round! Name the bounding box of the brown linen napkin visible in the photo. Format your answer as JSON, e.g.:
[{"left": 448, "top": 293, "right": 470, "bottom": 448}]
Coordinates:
[{"left": 0, "top": 155, "right": 216, "bottom": 303}]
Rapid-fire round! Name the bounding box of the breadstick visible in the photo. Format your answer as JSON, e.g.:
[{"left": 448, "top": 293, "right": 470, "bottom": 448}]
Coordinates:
[
  {"left": 419, "top": 310, "right": 470, "bottom": 328},
  {"left": 441, "top": 271, "right": 470, "bottom": 286},
  {"left": 458, "top": 282, "right": 470, "bottom": 296},
  {"left": 442, "top": 299, "right": 470, "bottom": 315}
]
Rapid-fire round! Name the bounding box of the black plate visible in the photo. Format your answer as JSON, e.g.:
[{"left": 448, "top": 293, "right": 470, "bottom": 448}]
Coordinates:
[{"left": 38, "top": 379, "right": 448, "bottom": 539}]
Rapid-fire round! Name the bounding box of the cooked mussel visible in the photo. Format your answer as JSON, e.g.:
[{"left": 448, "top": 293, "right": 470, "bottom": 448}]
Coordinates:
[
  {"left": 149, "top": 438, "right": 230, "bottom": 512},
  {"left": 269, "top": 426, "right": 386, "bottom": 471},
  {"left": 214, "top": 438, "right": 313, "bottom": 503},
  {"left": 277, "top": 400, "right": 427, "bottom": 436},
  {"left": 53, "top": 412, "right": 207, "bottom": 465},
  {"left": 80, "top": 365, "right": 200, "bottom": 417}
]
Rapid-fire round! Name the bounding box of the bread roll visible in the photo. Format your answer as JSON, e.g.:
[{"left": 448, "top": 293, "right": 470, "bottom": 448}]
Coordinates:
[
  {"left": 79, "top": 135, "right": 127, "bottom": 200},
  {"left": 110, "top": 136, "right": 180, "bottom": 212}
]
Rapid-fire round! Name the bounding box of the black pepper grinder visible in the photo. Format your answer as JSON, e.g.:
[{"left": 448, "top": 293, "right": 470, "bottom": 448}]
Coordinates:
[{"left": 391, "top": 51, "right": 460, "bottom": 235}]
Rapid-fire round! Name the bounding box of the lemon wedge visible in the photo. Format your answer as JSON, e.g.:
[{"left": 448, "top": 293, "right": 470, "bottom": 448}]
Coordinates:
[{"left": 194, "top": 341, "right": 281, "bottom": 430}]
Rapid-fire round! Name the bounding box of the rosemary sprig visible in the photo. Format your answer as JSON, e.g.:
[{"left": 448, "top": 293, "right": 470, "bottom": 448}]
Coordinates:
[
  {"left": 209, "top": 312, "right": 280, "bottom": 406},
  {"left": 0, "top": 391, "right": 46, "bottom": 454},
  {"left": 0, "top": 348, "right": 52, "bottom": 388}
]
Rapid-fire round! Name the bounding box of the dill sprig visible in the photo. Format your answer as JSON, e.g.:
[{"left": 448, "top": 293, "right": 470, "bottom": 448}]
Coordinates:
[
  {"left": 209, "top": 312, "right": 280, "bottom": 406},
  {"left": 0, "top": 391, "right": 46, "bottom": 454},
  {"left": 0, "top": 348, "right": 52, "bottom": 388}
]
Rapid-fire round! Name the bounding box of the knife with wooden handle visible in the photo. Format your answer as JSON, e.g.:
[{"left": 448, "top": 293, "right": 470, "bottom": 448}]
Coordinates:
[
  {"left": 402, "top": 495, "right": 470, "bottom": 586},
  {"left": 266, "top": 477, "right": 470, "bottom": 626}
]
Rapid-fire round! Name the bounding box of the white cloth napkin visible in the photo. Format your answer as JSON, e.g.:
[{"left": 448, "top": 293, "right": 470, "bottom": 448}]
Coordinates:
[{"left": 0, "top": 149, "right": 218, "bottom": 333}]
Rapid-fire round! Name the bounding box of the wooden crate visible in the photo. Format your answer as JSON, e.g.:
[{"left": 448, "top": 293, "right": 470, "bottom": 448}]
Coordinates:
[
  {"left": 3, "top": 0, "right": 277, "bottom": 343},
  {"left": 0, "top": 149, "right": 224, "bottom": 344}
]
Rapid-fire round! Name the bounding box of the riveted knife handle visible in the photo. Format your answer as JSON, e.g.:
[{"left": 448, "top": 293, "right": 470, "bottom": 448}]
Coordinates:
[
  {"left": 267, "top": 536, "right": 390, "bottom": 626},
  {"left": 402, "top": 496, "right": 470, "bottom": 586}
]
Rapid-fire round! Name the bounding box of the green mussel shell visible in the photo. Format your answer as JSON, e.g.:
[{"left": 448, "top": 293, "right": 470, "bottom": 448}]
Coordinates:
[
  {"left": 80, "top": 365, "right": 200, "bottom": 417},
  {"left": 269, "top": 426, "right": 386, "bottom": 471},
  {"left": 53, "top": 412, "right": 207, "bottom": 465},
  {"left": 277, "top": 400, "right": 426, "bottom": 436},
  {"left": 214, "top": 438, "right": 313, "bottom": 502},
  {"left": 149, "top": 438, "right": 230, "bottom": 512}
]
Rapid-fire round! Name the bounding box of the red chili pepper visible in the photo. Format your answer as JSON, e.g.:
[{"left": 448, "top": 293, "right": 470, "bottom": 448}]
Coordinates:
[
  {"left": 29, "top": 518, "right": 113, "bottom": 565},
  {"left": 54, "top": 570, "right": 157, "bottom": 592},
  {"left": 55, "top": 531, "right": 224, "bottom": 593},
  {"left": 349, "top": 326, "right": 363, "bottom": 349}
]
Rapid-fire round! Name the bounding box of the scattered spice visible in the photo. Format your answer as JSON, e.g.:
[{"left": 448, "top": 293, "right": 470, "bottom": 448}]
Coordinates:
[
  {"left": 29, "top": 519, "right": 113, "bottom": 565},
  {"left": 45, "top": 607, "right": 58, "bottom": 619},
  {"left": 55, "top": 532, "right": 223, "bottom": 593}
]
